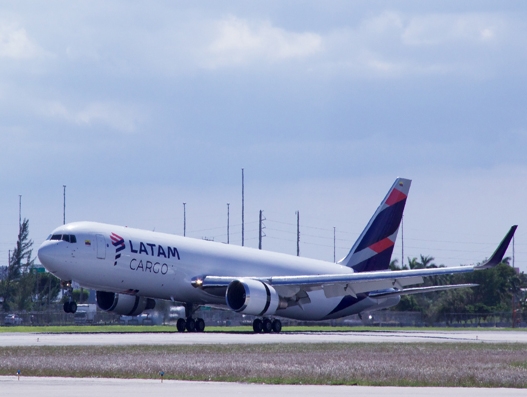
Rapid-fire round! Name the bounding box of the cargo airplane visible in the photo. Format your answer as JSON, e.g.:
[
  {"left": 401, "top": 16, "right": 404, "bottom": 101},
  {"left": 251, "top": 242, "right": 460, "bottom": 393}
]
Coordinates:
[{"left": 38, "top": 178, "right": 517, "bottom": 333}]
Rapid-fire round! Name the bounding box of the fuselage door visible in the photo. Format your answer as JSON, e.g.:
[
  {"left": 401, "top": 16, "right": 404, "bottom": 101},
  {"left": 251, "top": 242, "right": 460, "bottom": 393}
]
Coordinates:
[{"left": 96, "top": 234, "right": 106, "bottom": 259}]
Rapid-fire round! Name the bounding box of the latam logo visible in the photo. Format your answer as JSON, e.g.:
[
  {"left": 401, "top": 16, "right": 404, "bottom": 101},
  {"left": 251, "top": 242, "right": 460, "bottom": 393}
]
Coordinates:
[{"left": 110, "top": 232, "right": 126, "bottom": 266}]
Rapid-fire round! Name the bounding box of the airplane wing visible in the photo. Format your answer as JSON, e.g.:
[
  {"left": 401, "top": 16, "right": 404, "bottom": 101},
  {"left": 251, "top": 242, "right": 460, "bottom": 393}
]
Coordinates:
[{"left": 195, "top": 225, "right": 517, "bottom": 300}]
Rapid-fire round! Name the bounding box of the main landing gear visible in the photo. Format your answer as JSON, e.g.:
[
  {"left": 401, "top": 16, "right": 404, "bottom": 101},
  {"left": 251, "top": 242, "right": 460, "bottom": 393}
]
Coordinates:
[
  {"left": 176, "top": 317, "right": 205, "bottom": 332},
  {"left": 61, "top": 280, "right": 77, "bottom": 314},
  {"left": 253, "top": 318, "right": 282, "bottom": 333},
  {"left": 176, "top": 303, "right": 205, "bottom": 332}
]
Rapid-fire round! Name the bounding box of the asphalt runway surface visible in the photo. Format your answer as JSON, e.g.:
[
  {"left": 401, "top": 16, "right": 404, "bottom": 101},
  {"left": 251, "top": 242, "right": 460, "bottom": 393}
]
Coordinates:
[
  {"left": 1, "top": 376, "right": 525, "bottom": 397},
  {"left": 1, "top": 329, "right": 527, "bottom": 347}
]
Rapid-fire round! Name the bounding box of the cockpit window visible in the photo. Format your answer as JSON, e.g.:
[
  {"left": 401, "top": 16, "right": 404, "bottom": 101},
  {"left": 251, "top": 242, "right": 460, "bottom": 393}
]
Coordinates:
[
  {"left": 60, "top": 234, "right": 77, "bottom": 243},
  {"left": 50, "top": 234, "right": 77, "bottom": 242}
]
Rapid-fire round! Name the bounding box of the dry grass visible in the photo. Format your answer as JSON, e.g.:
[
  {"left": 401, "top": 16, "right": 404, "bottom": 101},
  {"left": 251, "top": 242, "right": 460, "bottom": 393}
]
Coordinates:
[{"left": 1, "top": 343, "right": 526, "bottom": 387}]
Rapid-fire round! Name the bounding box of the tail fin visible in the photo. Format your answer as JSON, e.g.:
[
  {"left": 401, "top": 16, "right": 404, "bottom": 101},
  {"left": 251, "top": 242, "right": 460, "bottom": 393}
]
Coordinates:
[{"left": 338, "top": 177, "right": 411, "bottom": 272}]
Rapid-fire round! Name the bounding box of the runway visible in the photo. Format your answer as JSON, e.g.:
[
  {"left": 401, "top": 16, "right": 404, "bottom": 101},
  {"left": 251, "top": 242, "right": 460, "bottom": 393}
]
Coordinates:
[
  {"left": 2, "top": 330, "right": 526, "bottom": 394},
  {"left": 1, "top": 329, "right": 527, "bottom": 347},
  {"left": 0, "top": 376, "right": 525, "bottom": 397}
]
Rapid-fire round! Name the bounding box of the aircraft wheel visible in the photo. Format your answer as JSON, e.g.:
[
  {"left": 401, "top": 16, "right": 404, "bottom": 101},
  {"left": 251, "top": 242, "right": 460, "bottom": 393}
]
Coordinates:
[
  {"left": 63, "top": 301, "right": 77, "bottom": 313},
  {"left": 195, "top": 318, "right": 205, "bottom": 332},
  {"left": 186, "top": 318, "right": 196, "bottom": 332},
  {"left": 252, "top": 318, "right": 263, "bottom": 333},
  {"left": 176, "top": 318, "right": 186, "bottom": 332},
  {"left": 272, "top": 319, "right": 282, "bottom": 333},
  {"left": 262, "top": 318, "right": 272, "bottom": 333}
]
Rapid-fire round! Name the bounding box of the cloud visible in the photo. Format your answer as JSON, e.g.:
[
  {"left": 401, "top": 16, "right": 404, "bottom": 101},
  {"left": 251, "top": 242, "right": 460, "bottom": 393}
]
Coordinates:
[
  {"left": 311, "top": 10, "right": 520, "bottom": 79},
  {"left": 203, "top": 16, "right": 323, "bottom": 68},
  {"left": 41, "top": 101, "right": 146, "bottom": 133},
  {"left": 0, "top": 21, "right": 46, "bottom": 60},
  {"left": 401, "top": 13, "right": 502, "bottom": 46}
]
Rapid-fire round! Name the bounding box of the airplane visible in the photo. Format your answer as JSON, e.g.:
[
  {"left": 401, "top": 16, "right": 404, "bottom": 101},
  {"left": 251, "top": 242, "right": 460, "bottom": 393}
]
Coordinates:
[{"left": 37, "top": 178, "right": 517, "bottom": 333}]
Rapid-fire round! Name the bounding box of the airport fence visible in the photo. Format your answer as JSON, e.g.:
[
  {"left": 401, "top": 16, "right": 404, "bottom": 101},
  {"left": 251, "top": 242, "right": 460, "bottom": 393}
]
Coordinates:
[{"left": 1, "top": 308, "right": 525, "bottom": 328}]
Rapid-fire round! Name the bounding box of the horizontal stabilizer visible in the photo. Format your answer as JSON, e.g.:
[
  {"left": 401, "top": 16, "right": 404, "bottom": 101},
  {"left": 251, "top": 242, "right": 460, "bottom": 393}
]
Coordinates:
[
  {"left": 369, "top": 284, "right": 478, "bottom": 298},
  {"left": 475, "top": 225, "right": 517, "bottom": 270}
]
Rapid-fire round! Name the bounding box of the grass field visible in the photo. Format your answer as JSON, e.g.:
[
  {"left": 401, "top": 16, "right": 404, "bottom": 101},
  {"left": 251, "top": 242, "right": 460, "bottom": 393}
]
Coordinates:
[{"left": 1, "top": 342, "right": 526, "bottom": 387}]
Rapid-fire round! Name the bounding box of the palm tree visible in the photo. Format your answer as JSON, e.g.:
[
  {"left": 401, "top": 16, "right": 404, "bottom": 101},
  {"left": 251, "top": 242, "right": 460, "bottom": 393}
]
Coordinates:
[{"left": 419, "top": 255, "right": 436, "bottom": 268}]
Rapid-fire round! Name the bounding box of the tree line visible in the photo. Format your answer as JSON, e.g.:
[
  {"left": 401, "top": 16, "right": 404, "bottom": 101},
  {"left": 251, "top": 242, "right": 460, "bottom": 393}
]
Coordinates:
[
  {"left": 0, "top": 219, "right": 61, "bottom": 312},
  {"left": 389, "top": 255, "right": 527, "bottom": 325}
]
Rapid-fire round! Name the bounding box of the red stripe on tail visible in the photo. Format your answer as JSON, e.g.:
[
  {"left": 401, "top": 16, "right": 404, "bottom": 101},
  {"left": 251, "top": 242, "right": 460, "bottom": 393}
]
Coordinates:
[
  {"left": 369, "top": 237, "right": 394, "bottom": 253},
  {"left": 385, "top": 189, "right": 407, "bottom": 206}
]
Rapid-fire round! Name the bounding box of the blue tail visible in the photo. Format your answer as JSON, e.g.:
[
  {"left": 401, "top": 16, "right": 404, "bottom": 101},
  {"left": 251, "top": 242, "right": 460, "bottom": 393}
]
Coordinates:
[{"left": 338, "top": 178, "right": 411, "bottom": 272}]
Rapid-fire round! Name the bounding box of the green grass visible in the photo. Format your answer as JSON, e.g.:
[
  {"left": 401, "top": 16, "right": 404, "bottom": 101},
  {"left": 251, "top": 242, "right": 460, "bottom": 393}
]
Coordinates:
[{"left": 1, "top": 324, "right": 526, "bottom": 333}]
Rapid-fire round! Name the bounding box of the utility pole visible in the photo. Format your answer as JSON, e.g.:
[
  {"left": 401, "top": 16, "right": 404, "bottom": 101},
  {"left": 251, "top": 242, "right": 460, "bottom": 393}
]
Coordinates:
[
  {"left": 183, "top": 203, "right": 187, "bottom": 236},
  {"left": 18, "top": 195, "right": 22, "bottom": 232},
  {"left": 63, "top": 185, "right": 66, "bottom": 225},
  {"left": 401, "top": 215, "right": 404, "bottom": 268},
  {"left": 241, "top": 168, "right": 245, "bottom": 247},
  {"left": 296, "top": 211, "right": 300, "bottom": 256},
  {"left": 512, "top": 234, "right": 517, "bottom": 327},
  {"left": 258, "top": 210, "right": 266, "bottom": 250},
  {"left": 513, "top": 235, "right": 515, "bottom": 268},
  {"left": 227, "top": 203, "right": 230, "bottom": 244},
  {"left": 333, "top": 227, "right": 336, "bottom": 263}
]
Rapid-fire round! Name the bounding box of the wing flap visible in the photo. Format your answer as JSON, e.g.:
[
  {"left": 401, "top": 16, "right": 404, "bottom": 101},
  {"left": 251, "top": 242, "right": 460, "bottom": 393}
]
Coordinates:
[
  {"left": 369, "top": 284, "right": 478, "bottom": 298},
  {"left": 322, "top": 276, "right": 424, "bottom": 298}
]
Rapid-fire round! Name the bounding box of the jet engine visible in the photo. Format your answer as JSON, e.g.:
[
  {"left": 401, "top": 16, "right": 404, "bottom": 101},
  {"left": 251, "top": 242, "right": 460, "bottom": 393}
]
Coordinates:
[
  {"left": 226, "top": 278, "right": 282, "bottom": 316},
  {"left": 96, "top": 291, "right": 156, "bottom": 316}
]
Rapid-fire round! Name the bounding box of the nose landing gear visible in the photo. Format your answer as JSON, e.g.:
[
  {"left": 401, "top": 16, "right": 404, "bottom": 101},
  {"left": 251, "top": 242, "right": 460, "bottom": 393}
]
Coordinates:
[
  {"left": 63, "top": 300, "right": 77, "bottom": 313},
  {"left": 61, "top": 280, "right": 77, "bottom": 314}
]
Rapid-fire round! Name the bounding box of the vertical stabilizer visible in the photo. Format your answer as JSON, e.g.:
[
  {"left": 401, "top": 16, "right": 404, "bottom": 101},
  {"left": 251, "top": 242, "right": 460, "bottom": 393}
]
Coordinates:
[{"left": 338, "top": 178, "right": 411, "bottom": 272}]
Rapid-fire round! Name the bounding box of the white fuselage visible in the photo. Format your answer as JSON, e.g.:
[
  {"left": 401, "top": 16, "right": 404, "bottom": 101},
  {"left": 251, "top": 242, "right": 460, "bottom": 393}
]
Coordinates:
[{"left": 38, "top": 221, "right": 398, "bottom": 320}]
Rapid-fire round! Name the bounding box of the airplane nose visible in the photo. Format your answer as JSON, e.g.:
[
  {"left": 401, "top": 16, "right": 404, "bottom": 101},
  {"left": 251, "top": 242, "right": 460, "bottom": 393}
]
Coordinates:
[{"left": 38, "top": 242, "right": 57, "bottom": 269}]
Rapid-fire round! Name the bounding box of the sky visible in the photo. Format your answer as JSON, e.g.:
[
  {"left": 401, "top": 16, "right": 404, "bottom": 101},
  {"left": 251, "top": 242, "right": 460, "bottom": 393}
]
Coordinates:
[{"left": 1, "top": 1, "right": 526, "bottom": 272}]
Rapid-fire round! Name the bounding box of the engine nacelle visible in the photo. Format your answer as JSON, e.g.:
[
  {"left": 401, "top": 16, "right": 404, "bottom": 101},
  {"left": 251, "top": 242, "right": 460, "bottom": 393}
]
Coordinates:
[
  {"left": 226, "top": 278, "right": 280, "bottom": 316},
  {"left": 96, "top": 291, "right": 156, "bottom": 316}
]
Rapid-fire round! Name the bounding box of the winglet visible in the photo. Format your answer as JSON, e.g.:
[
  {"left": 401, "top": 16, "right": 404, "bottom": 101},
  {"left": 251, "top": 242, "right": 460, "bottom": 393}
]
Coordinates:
[
  {"left": 475, "top": 225, "right": 517, "bottom": 270},
  {"left": 339, "top": 177, "right": 411, "bottom": 272}
]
